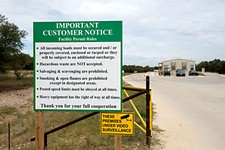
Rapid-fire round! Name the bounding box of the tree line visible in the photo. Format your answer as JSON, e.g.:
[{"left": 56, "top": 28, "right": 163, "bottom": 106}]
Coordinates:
[
  {"left": 123, "top": 65, "right": 158, "bottom": 73},
  {"left": 196, "top": 59, "right": 225, "bottom": 74},
  {"left": 123, "top": 59, "right": 225, "bottom": 74}
]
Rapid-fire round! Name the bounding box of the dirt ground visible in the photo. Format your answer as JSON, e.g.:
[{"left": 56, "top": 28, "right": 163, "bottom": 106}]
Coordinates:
[{"left": 0, "top": 87, "right": 33, "bottom": 110}]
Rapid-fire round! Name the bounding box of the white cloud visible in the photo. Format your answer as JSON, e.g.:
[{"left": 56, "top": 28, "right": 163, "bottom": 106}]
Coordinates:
[{"left": 1, "top": 0, "right": 225, "bottom": 66}]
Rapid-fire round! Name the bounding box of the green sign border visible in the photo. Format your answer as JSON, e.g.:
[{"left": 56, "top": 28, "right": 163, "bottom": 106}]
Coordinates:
[{"left": 33, "top": 21, "right": 122, "bottom": 112}]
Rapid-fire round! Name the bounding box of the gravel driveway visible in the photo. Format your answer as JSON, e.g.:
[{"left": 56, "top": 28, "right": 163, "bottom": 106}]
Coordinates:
[{"left": 124, "top": 73, "right": 225, "bottom": 150}]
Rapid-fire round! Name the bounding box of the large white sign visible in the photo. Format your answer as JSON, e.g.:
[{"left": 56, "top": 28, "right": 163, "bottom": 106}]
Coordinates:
[{"left": 34, "top": 21, "right": 122, "bottom": 111}]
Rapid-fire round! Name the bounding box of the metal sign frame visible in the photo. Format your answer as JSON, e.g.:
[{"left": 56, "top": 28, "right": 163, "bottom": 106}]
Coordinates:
[{"left": 33, "top": 21, "right": 122, "bottom": 112}]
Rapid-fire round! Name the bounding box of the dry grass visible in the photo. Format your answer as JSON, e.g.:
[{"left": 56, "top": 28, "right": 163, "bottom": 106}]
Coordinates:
[{"left": 0, "top": 76, "right": 164, "bottom": 150}]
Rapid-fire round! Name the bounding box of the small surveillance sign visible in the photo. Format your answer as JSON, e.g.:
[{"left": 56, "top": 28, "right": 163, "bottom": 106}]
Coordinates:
[{"left": 100, "top": 112, "right": 134, "bottom": 135}]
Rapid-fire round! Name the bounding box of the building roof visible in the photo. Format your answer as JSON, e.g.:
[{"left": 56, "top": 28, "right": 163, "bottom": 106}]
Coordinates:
[{"left": 161, "top": 58, "right": 195, "bottom": 63}]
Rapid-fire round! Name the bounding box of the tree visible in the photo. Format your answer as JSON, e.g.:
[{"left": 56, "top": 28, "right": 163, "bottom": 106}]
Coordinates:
[
  {"left": 196, "top": 61, "right": 209, "bottom": 71},
  {"left": 0, "top": 14, "right": 27, "bottom": 73},
  {"left": 196, "top": 59, "right": 225, "bottom": 74},
  {"left": 11, "top": 53, "right": 33, "bottom": 79}
]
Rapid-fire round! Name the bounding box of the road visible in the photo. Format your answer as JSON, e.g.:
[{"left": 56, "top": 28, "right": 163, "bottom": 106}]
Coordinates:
[{"left": 123, "top": 73, "right": 225, "bottom": 150}]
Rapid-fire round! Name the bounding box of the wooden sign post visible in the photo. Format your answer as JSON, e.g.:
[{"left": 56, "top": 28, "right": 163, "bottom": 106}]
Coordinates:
[
  {"left": 114, "top": 135, "right": 122, "bottom": 150},
  {"left": 35, "top": 112, "right": 44, "bottom": 150}
]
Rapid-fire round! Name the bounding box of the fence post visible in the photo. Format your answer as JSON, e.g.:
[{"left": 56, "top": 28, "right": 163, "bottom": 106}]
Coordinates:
[
  {"left": 146, "top": 76, "right": 151, "bottom": 148},
  {"left": 8, "top": 122, "right": 10, "bottom": 150},
  {"left": 150, "top": 91, "right": 153, "bottom": 137},
  {"left": 44, "top": 134, "right": 48, "bottom": 150}
]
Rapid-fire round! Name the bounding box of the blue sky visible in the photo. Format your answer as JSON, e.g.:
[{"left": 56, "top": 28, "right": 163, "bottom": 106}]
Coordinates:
[{"left": 1, "top": 0, "right": 225, "bottom": 66}]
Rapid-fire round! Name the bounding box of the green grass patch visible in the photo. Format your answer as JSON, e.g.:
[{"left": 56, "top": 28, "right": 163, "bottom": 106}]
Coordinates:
[{"left": 0, "top": 106, "right": 18, "bottom": 115}]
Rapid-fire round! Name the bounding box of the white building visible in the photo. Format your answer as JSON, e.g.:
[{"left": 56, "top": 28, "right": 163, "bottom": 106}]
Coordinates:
[{"left": 159, "top": 58, "right": 196, "bottom": 76}]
